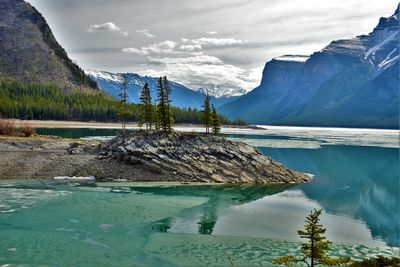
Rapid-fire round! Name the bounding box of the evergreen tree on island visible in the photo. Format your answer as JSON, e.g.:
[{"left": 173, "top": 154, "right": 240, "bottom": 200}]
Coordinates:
[
  {"left": 157, "top": 76, "right": 173, "bottom": 132},
  {"left": 202, "top": 94, "right": 211, "bottom": 134},
  {"left": 139, "top": 83, "right": 153, "bottom": 130},
  {"left": 118, "top": 77, "right": 129, "bottom": 136},
  {"left": 273, "top": 209, "right": 351, "bottom": 267},
  {"left": 211, "top": 104, "right": 221, "bottom": 135}
]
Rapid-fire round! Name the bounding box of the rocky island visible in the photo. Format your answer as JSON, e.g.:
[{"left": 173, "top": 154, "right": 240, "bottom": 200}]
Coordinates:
[{"left": 0, "top": 131, "right": 311, "bottom": 184}]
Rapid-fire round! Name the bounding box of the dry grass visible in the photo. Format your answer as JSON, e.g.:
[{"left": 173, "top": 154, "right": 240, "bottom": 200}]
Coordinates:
[
  {"left": 0, "top": 119, "right": 36, "bottom": 137},
  {"left": 0, "top": 119, "right": 16, "bottom": 136},
  {"left": 20, "top": 122, "right": 36, "bottom": 137}
]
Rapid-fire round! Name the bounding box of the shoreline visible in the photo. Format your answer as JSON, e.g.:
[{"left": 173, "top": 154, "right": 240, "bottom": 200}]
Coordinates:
[
  {"left": 9, "top": 119, "right": 260, "bottom": 131},
  {"left": 6, "top": 119, "right": 398, "bottom": 132},
  {"left": 0, "top": 133, "right": 311, "bottom": 184}
]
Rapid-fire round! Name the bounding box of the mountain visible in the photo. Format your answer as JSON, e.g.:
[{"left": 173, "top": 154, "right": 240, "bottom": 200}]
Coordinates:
[
  {"left": 220, "top": 7, "right": 399, "bottom": 129},
  {"left": 196, "top": 84, "right": 247, "bottom": 98},
  {"left": 0, "top": 0, "right": 96, "bottom": 89},
  {"left": 0, "top": 0, "right": 128, "bottom": 122},
  {"left": 87, "top": 70, "right": 239, "bottom": 109}
]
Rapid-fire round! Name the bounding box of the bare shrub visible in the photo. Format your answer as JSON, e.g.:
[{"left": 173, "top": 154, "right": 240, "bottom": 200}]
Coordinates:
[
  {"left": 0, "top": 120, "right": 36, "bottom": 137},
  {"left": 0, "top": 120, "right": 16, "bottom": 136},
  {"left": 20, "top": 122, "right": 36, "bottom": 137}
]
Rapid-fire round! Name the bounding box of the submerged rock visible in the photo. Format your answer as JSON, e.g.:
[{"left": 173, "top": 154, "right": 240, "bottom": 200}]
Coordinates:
[{"left": 98, "top": 131, "right": 311, "bottom": 184}]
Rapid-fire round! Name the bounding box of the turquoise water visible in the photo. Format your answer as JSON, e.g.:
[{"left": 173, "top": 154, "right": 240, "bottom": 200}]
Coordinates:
[{"left": 1, "top": 127, "right": 399, "bottom": 266}]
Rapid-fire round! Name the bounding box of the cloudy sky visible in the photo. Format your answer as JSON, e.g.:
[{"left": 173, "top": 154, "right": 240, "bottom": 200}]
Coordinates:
[{"left": 27, "top": 0, "right": 398, "bottom": 91}]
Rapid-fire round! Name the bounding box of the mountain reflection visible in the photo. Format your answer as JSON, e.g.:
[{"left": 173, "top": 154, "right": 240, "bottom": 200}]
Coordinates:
[{"left": 260, "top": 145, "right": 400, "bottom": 247}]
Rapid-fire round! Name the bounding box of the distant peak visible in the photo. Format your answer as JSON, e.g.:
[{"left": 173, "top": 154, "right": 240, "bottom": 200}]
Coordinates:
[
  {"left": 196, "top": 84, "right": 246, "bottom": 98},
  {"left": 274, "top": 55, "right": 310, "bottom": 63},
  {"left": 394, "top": 4, "right": 399, "bottom": 16}
]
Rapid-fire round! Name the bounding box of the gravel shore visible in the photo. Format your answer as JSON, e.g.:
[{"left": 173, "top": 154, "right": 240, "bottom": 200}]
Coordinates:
[{"left": 0, "top": 133, "right": 311, "bottom": 184}]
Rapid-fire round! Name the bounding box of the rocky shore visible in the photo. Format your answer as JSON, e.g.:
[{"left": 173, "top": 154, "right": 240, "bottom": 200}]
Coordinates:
[{"left": 0, "top": 132, "right": 311, "bottom": 184}]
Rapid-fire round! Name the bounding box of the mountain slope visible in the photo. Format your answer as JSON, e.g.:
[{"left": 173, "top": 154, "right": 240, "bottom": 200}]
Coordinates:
[
  {"left": 87, "top": 70, "right": 239, "bottom": 109},
  {"left": 220, "top": 7, "right": 399, "bottom": 129},
  {"left": 0, "top": 0, "right": 96, "bottom": 89}
]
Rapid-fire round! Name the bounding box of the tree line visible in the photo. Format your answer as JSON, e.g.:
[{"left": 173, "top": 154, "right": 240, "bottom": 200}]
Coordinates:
[{"left": 0, "top": 78, "right": 243, "bottom": 127}]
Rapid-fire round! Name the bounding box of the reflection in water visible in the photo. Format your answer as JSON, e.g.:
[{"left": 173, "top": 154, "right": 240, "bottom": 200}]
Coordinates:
[
  {"left": 0, "top": 178, "right": 398, "bottom": 266},
  {"left": 198, "top": 213, "right": 217, "bottom": 234},
  {"left": 259, "top": 145, "right": 400, "bottom": 247},
  {"left": 132, "top": 185, "right": 288, "bottom": 235}
]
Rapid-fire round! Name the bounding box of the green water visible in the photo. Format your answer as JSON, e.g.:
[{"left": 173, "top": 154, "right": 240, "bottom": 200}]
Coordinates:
[
  {"left": 0, "top": 182, "right": 397, "bottom": 266},
  {"left": 1, "top": 127, "right": 399, "bottom": 266}
]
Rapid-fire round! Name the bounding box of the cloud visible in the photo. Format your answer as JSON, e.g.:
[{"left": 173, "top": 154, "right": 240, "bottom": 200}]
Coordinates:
[
  {"left": 179, "top": 44, "right": 202, "bottom": 51},
  {"left": 122, "top": 40, "right": 178, "bottom": 55},
  {"left": 190, "top": 37, "right": 246, "bottom": 46},
  {"left": 206, "top": 31, "right": 218, "bottom": 35},
  {"left": 45, "top": 0, "right": 398, "bottom": 93},
  {"left": 142, "top": 52, "right": 259, "bottom": 91},
  {"left": 87, "top": 22, "right": 128, "bottom": 36},
  {"left": 136, "top": 29, "right": 156, "bottom": 38},
  {"left": 149, "top": 54, "right": 222, "bottom": 64}
]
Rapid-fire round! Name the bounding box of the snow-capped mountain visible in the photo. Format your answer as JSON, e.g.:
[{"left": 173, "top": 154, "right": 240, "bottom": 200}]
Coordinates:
[
  {"left": 220, "top": 6, "right": 399, "bottom": 129},
  {"left": 323, "top": 9, "right": 399, "bottom": 76},
  {"left": 86, "top": 70, "right": 239, "bottom": 109},
  {"left": 196, "top": 84, "right": 247, "bottom": 98}
]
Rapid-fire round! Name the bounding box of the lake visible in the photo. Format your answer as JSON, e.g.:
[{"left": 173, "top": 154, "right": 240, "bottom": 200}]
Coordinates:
[{"left": 1, "top": 126, "right": 399, "bottom": 266}]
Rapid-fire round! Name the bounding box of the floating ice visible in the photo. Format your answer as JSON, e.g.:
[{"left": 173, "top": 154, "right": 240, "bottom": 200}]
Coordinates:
[
  {"left": 0, "top": 188, "right": 71, "bottom": 214},
  {"left": 229, "top": 126, "right": 399, "bottom": 149},
  {"left": 229, "top": 138, "right": 321, "bottom": 149},
  {"left": 54, "top": 176, "right": 96, "bottom": 181}
]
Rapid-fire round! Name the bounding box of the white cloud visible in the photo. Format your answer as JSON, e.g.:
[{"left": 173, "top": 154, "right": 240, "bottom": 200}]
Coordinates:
[
  {"left": 206, "top": 31, "right": 218, "bottom": 35},
  {"left": 149, "top": 54, "right": 222, "bottom": 64},
  {"left": 142, "top": 53, "right": 259, "bottom": 92},
  {"left": 122, "top": 40, "right": 178, "bottom": 55},
  {"left": 190, "top": 37, "right": 246, "bottom": 46},
  {"left": 122, "top": 47, "right": 143, "bottom": 54},
  {"left": 181, "top": 38, "right": 189, "bottom": 42},
  {"left": 136, "top": 29, "right": 156, "bottom": 38},
  {"left": 179, "top": 44, "right": 202, "bottom": 51},
  {"left": 87, "top": 22, "right": 128, "bottom": 36}
]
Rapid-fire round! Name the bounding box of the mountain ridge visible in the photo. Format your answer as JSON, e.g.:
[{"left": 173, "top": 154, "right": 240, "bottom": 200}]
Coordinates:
[
  {"left": 0, "top": 0, "right": 96, "bottom": 89},
  {"left": 87, "top": 70, "right": 240, "bottom": 109},
  {"left": 196, "top": 84, "right": 247, "bottom": 98},
  {"left": 220, "top": 6, "right": 399, "bottom": 129}
]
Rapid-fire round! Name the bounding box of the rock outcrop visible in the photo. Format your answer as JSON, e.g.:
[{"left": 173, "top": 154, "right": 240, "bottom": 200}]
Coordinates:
[{"left": 98, "top": 131, "right": 311, "bottom": 184}]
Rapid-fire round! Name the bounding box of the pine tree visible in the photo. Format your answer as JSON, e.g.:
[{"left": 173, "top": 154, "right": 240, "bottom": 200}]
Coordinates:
[
  {"left": 202, "top": 94, "right": 211, "bottom": 134},
  {"left": 157, "top": 77, "right": 167, "bottom": 132},
  {"left": 139, "top": 83, "right": 152, "bottom": 130},
  {"left": 164, "top": 77, "right": 174, "bottom": 132},
  {"left": 211, "top": 104, "right": 221, "bottom": 135},
  {"left": 273, "top": 209, "right": 351, "bottom": 267},
  {"left": 156, "top": 76, "right": 173, "bottom": 132},
  {"left": 118, "top": 77, "right": 129, "bottom": 136}
]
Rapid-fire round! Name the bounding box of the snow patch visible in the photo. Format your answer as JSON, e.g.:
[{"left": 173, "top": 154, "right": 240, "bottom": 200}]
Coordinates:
[
  {"left": 274, "top": 55, "right": 310, "bottom": 62},
  {"left": 86, "top": 70, "right": 124, "bottom": 83}
]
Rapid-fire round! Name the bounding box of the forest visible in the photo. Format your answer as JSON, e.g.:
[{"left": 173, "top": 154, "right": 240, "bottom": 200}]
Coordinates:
[{"left": 0, "top": 79, "right": 243, "bottom": 125}]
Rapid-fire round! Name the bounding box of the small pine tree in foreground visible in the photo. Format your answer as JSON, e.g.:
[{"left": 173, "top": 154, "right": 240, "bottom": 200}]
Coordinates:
[{"left": 273, "top": 209, "right": 351, "bottom": 267}]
